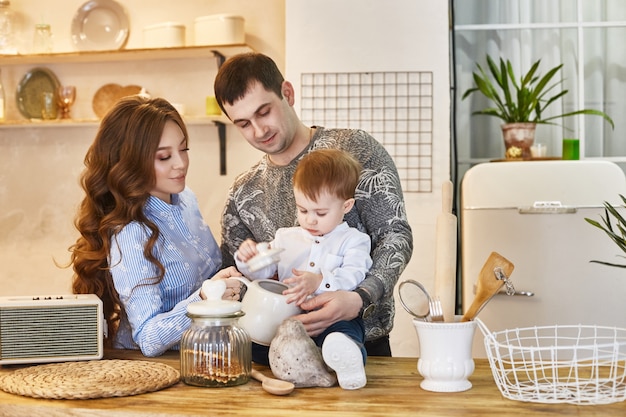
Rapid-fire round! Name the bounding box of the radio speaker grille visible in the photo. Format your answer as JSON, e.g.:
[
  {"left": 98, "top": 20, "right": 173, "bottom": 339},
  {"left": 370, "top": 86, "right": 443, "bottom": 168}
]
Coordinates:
[{"left": 0, "top": 295, "right": 103, "bottom": 364}]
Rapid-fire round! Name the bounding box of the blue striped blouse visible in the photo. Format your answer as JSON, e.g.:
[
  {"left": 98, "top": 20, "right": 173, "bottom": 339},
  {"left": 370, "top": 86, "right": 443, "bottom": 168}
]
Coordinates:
[{"left": 109, "top": 187, "right": 221, "bottom": 357}]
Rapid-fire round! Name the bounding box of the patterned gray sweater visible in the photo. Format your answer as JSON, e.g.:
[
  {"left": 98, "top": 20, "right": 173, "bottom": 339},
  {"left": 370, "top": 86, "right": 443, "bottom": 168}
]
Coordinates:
[{"left": 220, "top": 127, "right": 414, "bottom": 341}]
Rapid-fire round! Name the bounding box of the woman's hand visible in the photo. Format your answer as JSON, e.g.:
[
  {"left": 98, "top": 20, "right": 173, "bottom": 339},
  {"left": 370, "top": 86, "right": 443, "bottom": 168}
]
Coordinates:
[
  {"left": 293, "top": 290, "right": 361, "bottom": 337},
  {"left": 212, "top": 266, "right": 242, "bottom": 280},
  {"left": 201, "top": 267, "right": 244, "bottom": 300}
]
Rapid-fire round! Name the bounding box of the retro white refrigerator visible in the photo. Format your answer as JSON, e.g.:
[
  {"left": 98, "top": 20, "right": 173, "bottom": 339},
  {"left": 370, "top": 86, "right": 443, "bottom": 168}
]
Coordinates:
[{"left": 461, "top": 160, "right": 626, "bottom": 357}]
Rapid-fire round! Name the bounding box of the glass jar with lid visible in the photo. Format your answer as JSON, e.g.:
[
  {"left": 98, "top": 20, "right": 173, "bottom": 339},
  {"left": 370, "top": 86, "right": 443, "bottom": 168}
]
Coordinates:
[{"left": 180, "top": 280, "right": 251, "bottom": 387}]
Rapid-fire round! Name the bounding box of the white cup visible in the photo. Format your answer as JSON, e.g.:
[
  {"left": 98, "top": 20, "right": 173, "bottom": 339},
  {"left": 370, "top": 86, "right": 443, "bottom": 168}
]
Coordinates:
[
  {"left": 206, "top": 96, "right": 221, "bottom": 115},
  {"left": 232, "top": 278, "right": 301, "bottom": 346},
  {"left": 530, "top": 143, "right": 547, "bottom": 158},
  {"left": 412, "top": 316, "right": 477, "bottom": 392}
]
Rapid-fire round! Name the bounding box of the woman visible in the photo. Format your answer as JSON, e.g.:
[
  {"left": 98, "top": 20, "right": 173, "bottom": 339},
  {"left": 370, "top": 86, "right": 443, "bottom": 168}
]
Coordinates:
[{"left": 69, "top": 96, "right": 241, "bottom": 357}]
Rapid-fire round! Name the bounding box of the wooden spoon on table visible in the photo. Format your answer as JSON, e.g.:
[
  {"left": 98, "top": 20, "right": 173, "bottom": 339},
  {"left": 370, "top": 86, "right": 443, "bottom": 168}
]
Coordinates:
[
  {"left": 461, "top": 252, "right": 514, "bottom": 322},
  {"left": 250, "top": 369, "right": 295, "bottom": 396}
]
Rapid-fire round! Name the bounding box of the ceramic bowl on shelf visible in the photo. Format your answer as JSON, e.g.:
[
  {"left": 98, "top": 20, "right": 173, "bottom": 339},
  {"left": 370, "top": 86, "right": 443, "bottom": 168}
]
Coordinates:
[
  {"left": 143, "top": 22, "right": 186, "bottom": 48},
  {"left": 194, "top": 14, "right": 244, "bottom": 46}
]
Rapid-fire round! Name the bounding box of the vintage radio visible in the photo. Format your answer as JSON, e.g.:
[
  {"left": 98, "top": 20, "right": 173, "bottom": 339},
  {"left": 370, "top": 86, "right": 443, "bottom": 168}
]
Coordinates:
[{"left": 0, "top": 294, "right": 104, "bottom": 365}]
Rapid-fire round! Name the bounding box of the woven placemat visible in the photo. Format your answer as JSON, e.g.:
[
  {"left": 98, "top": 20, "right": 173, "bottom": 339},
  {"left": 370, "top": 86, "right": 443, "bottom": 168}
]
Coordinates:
[{"left": 0, "top": 359, "right": 180, "bottom": 399}]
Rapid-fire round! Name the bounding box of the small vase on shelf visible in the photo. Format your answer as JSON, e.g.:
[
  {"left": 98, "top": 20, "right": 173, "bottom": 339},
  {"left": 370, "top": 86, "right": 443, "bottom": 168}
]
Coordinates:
[
  {"left": 502, "top": 122, "right": 536, "bottom": 160},
  {"left": 57, "top": 86, "right": 76, "bottom": 119}
]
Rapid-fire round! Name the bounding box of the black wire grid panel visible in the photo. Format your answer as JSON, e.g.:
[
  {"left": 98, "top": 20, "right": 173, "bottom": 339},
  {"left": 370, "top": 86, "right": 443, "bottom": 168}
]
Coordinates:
[{"left": 300, "top": 71, "right": 433, "bottom": 193}]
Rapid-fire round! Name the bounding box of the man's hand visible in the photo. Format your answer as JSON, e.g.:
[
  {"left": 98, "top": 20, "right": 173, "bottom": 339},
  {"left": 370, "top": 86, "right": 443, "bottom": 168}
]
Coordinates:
[{"left": 293, "top": 290, "right": 362, "bottom": 337}]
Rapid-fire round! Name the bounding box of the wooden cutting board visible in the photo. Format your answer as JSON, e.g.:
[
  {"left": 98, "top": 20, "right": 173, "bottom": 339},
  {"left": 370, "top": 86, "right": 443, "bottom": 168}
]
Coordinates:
[{"left": 92, "top": 83, "right": 143, "bottom": 118}]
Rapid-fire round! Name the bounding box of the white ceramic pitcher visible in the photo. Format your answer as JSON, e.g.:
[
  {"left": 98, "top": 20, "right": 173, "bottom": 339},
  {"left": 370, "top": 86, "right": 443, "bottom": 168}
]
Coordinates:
[{"left": 230, "top": 277, "right": 301, "bottom": 346}]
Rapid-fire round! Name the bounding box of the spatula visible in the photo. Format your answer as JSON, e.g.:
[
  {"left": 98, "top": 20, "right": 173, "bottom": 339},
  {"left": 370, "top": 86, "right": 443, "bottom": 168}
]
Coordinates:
[{"left": 461, "top": 252, "right": 514, "bottom": 322}]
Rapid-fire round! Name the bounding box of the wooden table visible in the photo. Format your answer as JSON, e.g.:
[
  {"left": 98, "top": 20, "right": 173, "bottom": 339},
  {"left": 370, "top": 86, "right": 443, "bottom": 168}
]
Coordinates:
[{"left": 0, "top": 350, "right": 623, "bottom": 416}]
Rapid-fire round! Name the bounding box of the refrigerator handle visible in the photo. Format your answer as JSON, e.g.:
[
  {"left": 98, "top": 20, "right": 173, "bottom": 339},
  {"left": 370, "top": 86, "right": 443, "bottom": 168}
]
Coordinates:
[
  {"left": 519, "top": 201, "right": 577, "bottom": 214},
  {"left": 473, "top": 284, "right": 534, "bottom": 297},
  {"left": 496, "top": 289, "right": 534, "bottom": 297}
]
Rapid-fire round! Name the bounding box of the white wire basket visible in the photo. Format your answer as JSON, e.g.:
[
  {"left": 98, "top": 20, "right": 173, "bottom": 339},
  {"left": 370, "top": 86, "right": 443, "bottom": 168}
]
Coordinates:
[{"left": 476, "top": 319, "right": 626, "bottom": 405}]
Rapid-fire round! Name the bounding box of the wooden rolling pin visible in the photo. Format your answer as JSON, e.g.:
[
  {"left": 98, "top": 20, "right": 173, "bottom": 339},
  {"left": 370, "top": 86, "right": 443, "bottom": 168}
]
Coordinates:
[{"left": 433, "top": 180, "right": 457, "bottom": 323}]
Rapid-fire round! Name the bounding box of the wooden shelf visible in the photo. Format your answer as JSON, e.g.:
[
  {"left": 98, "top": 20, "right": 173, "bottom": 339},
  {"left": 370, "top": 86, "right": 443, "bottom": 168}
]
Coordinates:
[
  {"left": 0, "top": 45, "right": 247, "bottom": 175},
  {"left": 0, "top": 115, "right": 229, "bottom": 129},
  {"left": 0, "top": 44, "right": 253, "bottom": 66}
]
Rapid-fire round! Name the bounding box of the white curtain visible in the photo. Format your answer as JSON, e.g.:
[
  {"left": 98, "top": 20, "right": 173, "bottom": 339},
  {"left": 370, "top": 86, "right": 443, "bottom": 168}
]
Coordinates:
[{"left": 453, "top": 0, "right": 624, "bottom": 162}]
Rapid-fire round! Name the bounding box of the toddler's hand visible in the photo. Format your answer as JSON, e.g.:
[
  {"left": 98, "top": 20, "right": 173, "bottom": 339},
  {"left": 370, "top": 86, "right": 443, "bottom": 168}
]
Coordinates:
[
  {"left": 283, "top": 269, "right": 322, "bottom": 306},
  {"left": 237, "top": 239, "right": 259, "bottom": 262}
]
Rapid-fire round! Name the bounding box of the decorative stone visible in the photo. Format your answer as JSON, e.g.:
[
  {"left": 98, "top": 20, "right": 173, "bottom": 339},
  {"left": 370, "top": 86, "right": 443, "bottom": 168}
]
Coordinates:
[{"left": 268, "top": 319, "right": 337, "bottom": 388}]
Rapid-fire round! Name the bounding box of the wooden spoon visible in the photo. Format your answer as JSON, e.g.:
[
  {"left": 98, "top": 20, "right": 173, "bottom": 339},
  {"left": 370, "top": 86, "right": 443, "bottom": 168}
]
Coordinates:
[
  {"left": 250, "top": 369, "right": 295, "bottom": 396},
  {"left": 461, "top": 252, "right": 514, "bottom": 322}
]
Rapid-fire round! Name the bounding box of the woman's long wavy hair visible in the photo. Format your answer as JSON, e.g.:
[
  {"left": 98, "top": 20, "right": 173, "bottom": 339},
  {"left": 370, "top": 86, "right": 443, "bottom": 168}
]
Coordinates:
[{"left": 69, "top": 96, "right": 188, "bottom": 346}]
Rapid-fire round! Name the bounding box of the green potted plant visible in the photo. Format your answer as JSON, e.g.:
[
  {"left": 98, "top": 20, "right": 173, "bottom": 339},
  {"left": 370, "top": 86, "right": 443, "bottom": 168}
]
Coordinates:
[
  {"left": 585, "top": 195, "right": 626, "bottom": 268},
  {"left": 462, "top": 55, "right": 614, "bottom": 160}
]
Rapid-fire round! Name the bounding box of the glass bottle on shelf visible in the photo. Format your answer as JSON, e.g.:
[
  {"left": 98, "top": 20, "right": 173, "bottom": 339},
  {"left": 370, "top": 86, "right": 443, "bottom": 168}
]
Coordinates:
[
  {"left": 32, "top": 23, "right": 52, "bottom": 54},
  {"left": 0, "top": 68, "right": 5, "bottom": 121},
  {"left": 0, "top": 0, "right": 17, "bottom": 55}
]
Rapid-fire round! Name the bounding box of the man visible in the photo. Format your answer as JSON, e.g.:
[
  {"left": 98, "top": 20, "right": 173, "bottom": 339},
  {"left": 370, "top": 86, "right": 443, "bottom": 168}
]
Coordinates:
[{"left": 214, "top": 52, "right": 413, "bottom": 361}]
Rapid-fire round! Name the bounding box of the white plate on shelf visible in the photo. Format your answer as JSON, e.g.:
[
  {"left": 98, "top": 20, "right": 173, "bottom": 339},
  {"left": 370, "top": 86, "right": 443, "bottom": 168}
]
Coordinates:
[{"left": 71, "top": 0, "right": 129, "bottom": 51}]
